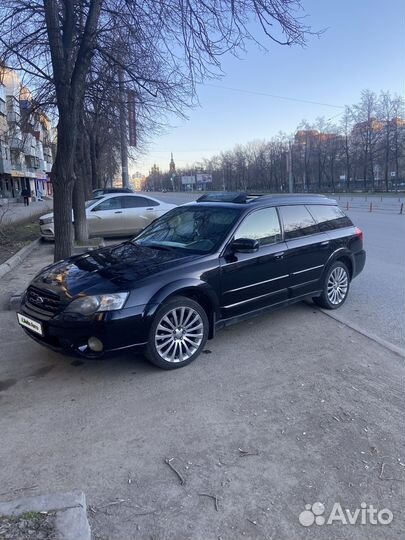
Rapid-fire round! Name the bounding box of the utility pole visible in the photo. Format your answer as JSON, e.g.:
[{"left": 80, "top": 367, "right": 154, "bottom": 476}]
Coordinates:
[
  {"left": 119, "top": 69, "right": 129, "bottom": 188},
  {"left": 287, "top": 140, "right": 294, "bottom": 193}
]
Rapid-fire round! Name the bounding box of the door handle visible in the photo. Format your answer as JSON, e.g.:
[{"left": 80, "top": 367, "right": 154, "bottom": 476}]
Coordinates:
[
  {"left": 114, "top": 210, "right": 123, "bottom": 214},
  {"left": 320, "top": 240, "right": 330, "bottom": 247},
  {"left": 146, "top": 207, "right": 154, "bottom": 211},
  {"left": 274, "top": 251, "right": 285, "bottom": 260}
]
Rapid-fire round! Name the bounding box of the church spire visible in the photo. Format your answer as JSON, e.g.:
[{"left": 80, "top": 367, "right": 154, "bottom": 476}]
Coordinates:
[{"left": 169, "top": 152, "right": 176, "bottom": 173}]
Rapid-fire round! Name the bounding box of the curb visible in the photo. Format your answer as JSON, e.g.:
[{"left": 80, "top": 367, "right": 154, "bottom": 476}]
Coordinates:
[
  {"left": 0, "top": 490, "right": 91, "bottom": 540},
  {"left": 0, "top": 238, "right": 41, "bottom": 279},
  {"left": 320, "top": 309, "right": 405, "bottom": 359}
]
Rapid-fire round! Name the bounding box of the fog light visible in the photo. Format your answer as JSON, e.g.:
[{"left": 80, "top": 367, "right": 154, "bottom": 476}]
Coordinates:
[{"left": 88, "top": 337, "right": 103, "bottom": 352}]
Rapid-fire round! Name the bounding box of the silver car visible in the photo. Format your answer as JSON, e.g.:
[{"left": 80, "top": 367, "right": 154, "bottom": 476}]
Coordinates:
[{"left": 39, "top": 193, "right": 177, "bottom": 240}]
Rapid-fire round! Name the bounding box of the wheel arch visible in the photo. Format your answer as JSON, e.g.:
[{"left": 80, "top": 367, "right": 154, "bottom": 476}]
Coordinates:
[
  {"left": 325, "top": 249, "right": 354, "bottom": 280},
  {"left": 144, "top": 279, "right": 219, "bottom": 339}
]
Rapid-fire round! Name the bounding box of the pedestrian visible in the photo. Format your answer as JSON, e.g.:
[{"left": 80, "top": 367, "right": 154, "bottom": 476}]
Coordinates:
[{"left": 21, "top": 187, "right": 30, "bottom": 206}]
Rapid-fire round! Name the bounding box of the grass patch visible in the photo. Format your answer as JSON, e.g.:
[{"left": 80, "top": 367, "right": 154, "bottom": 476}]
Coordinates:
[{"left": 0, "top": 217, "right": 41, "bottom": 265}]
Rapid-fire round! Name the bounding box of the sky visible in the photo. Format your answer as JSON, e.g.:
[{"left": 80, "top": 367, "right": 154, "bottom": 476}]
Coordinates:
[{"left": 133, "top": 0, "right": 405, "bottom": 176}]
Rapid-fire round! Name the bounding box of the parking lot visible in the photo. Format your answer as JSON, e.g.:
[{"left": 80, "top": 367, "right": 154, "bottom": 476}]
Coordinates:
[{"left": 0, "top": 194, "right": 404, "bottom": 540}]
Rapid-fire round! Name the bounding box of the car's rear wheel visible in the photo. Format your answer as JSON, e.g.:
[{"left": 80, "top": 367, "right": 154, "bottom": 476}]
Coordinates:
[
  {"left": 146, "top": 296, "right": 209, "bottom": 369},
  {"left": 313, "top": 261, "right": 350, "bottom": 309}
]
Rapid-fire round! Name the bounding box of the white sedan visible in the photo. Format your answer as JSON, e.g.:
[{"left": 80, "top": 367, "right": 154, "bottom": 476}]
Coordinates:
[{"left": 39, "top": 193, "right": 177, "bottom": 240}]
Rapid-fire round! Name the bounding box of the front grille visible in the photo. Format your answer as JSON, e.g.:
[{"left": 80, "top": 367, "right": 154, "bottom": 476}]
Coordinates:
[{"left": 26, "top": 286, "right": 61, "bottom": 314}]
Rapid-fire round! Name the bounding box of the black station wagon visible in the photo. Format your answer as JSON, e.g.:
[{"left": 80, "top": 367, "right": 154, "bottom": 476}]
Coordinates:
[{"left": 18, "top": 193, "right": 365, "bottom": 369}]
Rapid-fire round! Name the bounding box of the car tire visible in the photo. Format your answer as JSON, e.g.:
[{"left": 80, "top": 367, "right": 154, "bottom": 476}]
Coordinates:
[
  {"left": 313, "top": 261, "right": 350, "bottom": 310},
  {"left": 146, "top": 296, "right": 209, "bottom": 369}
]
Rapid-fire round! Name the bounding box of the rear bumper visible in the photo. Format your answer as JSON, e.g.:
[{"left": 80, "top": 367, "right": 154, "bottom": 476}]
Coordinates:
[
  {"left": 353, "top": 249, "right": 366, "bottom": 279},
  {"left": 18, "top": 302, "right": 153, "bottom": 359}
]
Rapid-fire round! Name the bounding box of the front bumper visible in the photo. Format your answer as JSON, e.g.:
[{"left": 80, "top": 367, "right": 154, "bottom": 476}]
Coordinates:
[
  {"left": 40, "top": 223, "right": 55, "bottom": 240},
  {"left": 18, "top": 302, "right": 153, "bottom": 359}
]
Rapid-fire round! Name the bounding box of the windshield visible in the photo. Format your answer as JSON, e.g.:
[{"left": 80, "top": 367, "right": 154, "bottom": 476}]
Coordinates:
[
  {"left": 134, "top": 206, "right": 242, "bottom": 254},
  {"left": 85, "top": 198, "right": 98, "bottom": 208}
]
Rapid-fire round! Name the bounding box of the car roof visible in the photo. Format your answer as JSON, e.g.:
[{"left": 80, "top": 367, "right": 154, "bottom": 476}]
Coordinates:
[
  {"left": 191, "top": 192, "right": 338, "bottom": 208},
  {"left": 93, "top": 187, "right": 132, "bottom": 192},
  {"left": 90, "top": 193, "right": 166, "bottom": 204}
]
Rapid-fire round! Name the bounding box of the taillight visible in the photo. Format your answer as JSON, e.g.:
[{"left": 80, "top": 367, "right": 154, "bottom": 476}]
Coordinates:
[{"left": 355, "top": 227, "right": 363, "bottom": 241}]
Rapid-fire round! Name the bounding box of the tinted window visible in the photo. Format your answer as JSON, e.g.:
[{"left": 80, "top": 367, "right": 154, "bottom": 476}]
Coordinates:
[
  {"left": 92, "top": 197, "right": 123, "bottom": 211},
  {"left": 278, "top": 205, "right": 319, "bottom": 239},
  {"left": 122, "top": 196, "right": 159, "bottom": 208},
  {"left": 234, "top": 207, "right": 281, "bottom": 246},
  {"left": 306, "top": 204, "right": 352, "bottom": 231}
]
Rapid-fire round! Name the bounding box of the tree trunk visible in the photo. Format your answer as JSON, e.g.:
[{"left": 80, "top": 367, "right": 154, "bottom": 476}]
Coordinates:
[
  {"left": 53, "top": 177, "right": 74, "bottom": 261},
  {"left": 89, "top": 131, "right": 98, "bottom": 190},
  {"left": 72, "top": 175, "right": 89, "bottom": 243},
  {"left": 72, "top": 122, "right": 90, "bottom": 243},
  {"left": 52, "top": 110, "right": 77, "bottom": 261},
  {"left": 83, "top": 129, "right": 93, "bottom": 200}
]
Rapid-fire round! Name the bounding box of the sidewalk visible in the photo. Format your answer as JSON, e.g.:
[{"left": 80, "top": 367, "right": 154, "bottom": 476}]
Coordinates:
[
  {"left": 0, "top": 241, "right": 53, "bottom": 310},
  {"left": 0, "top": 199, "right": 53, "bottom": 225}
]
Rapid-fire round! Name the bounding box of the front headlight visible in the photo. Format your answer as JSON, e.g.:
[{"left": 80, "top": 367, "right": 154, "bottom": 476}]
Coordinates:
[
  {"left": 65, "top": 292, "right": 129, "bottom": 315},
  {"left": 40, "top": 216, "right": 54, "bottom": 225}
]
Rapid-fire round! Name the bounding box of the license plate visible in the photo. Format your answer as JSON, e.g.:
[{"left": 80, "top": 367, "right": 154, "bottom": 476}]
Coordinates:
[{"left": 17, "top": 313, "right": 43, "bottom": 336}]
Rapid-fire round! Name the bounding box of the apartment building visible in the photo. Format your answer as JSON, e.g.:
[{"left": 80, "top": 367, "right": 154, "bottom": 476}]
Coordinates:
[{"left": 0, "top": 69, "right": 53, "bottom": 201}]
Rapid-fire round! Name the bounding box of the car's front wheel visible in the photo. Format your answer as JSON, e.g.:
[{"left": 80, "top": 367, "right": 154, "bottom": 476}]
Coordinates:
[
  {"left": 314, "top": 261, "right": 350, "bottom": 309},
  {"left": 146, "top": 296, "right": 209, "bottom": 369}
]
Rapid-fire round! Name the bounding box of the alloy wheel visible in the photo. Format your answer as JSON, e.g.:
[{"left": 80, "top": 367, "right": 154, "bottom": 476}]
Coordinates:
[
  {"left": 154, "top": 306, "right": 204, "bottom": 363},
  {"left": 327, "top": 266, "right": 348, "bottom": 305}
]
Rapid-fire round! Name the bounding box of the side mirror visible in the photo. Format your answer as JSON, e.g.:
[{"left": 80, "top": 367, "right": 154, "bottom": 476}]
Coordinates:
[{"left": 231, "top": 237, "right": 259, "bottom": 253}]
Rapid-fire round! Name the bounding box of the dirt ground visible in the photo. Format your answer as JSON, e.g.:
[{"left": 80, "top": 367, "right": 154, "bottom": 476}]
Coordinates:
[
  {"left": 0, "top": 218, "right": 42, "bottom": 265},
  {"left": 0, "top": 286, "right": 404, "bottom": 540},
  {"left": 0, "top": 512, "right": 56, "bottom": 540}
]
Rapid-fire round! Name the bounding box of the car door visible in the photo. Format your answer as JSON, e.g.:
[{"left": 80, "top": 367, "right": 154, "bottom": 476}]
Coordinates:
[
  {"left": 277, "top": 205, "right": 333, "bottom": 298},
  {"left": 87, "top": 196, "right": 126, "bottom": 237},
  {"left": 120, "top": 196, "right": 162, "bottom": 234},
  {"left": 219, "top": 207, "right": 289, "bottom": 319}
]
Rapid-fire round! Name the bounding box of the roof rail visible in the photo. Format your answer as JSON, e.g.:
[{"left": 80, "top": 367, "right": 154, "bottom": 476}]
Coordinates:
[
  {"left": 196, "top": 192, "right": 329, "bottom": 204},
  {"left": 197, "top": 192, "right": 248, "bottom": 203}
]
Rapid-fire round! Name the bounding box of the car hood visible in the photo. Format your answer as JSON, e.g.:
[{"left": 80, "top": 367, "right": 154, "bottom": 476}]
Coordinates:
[{"left": 31, "top": 242, "right": 200, "bottom": 298}]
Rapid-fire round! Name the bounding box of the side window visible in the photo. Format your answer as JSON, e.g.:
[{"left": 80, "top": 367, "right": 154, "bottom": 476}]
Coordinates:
[
  {"left": 278, "top": 205, "right": 319, "bottom": 239},
  {"left": 306, "top": 204, "right": 353, "bottom": 231},
  {"left": 122, "top": 196, "right": 159, "bottom": 208},
  {"left": 234, "top": 207, "right": 281, "bottom": 246},
  {"left": 92, "top": 197, "right": 122, "bottom": 211}
]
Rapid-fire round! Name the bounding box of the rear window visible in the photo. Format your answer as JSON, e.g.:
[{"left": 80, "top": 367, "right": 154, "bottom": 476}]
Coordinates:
[
  {"left": 121, "top": 196, "right": 159, "bottom": 208},
  {"left": 306, "top": 205, "right": 352, "bottom": 231},
  {"left": 278, "top": 205, "right": 319, "bottom": 239}
]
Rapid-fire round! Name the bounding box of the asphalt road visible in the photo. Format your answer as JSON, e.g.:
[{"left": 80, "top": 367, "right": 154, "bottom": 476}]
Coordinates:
[
  {"left": 340, "top": 209, "right": 405, "bottom": 350},
  {"left": 149, "top": 192, "right": 405, "bottom": 351}
]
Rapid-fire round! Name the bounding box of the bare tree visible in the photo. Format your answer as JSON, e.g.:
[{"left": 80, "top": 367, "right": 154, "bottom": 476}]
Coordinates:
[
  {"left": 164, "top": 91, "right": 405, "bottom": 194},
  {"left": 0, "top": 0, "right": 314, "bottom": 260}
]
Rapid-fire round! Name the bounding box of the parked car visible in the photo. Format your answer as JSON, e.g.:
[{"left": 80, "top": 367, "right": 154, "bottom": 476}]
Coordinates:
[
  {"left": 19, "top": 193, "right": 365, "bottom": 369},
  {"left": 92, "top": 187, "right": 134, "bottom": 198},
  {"left": 39, "top": 193, "right": 176, "bottom": 240}
]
